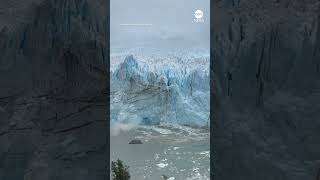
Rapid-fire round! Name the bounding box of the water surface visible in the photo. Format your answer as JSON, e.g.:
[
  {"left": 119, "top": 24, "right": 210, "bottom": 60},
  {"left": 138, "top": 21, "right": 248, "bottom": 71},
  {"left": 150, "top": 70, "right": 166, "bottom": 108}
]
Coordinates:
[{"left": 110, "top": 125, "right": 210, "bottom": 180}]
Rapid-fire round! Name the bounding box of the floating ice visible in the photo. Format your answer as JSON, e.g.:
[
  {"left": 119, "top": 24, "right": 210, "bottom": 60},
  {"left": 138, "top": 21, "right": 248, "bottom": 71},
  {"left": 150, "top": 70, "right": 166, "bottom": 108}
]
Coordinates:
[
  {"left": 173, "top": 147, "right": 181, "bottom": 150},
  {"left": 156, "top": 163, "right": 168, "bottom": 168}
]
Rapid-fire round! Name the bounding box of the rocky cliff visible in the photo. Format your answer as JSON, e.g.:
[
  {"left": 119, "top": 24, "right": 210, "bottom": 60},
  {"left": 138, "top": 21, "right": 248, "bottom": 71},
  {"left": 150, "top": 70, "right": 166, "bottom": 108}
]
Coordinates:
[
  {"left": 212, "top": 0, "right": 320, "bottom": 179},
  {"left": 0, "top": 0, "right": 108, "bottom": 179}
]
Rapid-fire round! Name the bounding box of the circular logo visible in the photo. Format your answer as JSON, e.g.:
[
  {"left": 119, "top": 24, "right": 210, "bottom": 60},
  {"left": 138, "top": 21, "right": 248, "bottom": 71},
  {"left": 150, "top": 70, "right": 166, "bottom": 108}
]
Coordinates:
[{"left": 195, "top": 10, "right": 204, "bottom": 19}]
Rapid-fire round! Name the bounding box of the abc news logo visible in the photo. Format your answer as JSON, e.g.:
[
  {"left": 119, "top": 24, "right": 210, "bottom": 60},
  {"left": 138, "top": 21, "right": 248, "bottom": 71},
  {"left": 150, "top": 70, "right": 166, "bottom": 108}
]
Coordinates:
[{"left": 194, "top": 10, "right": 204, "bottom": 23}]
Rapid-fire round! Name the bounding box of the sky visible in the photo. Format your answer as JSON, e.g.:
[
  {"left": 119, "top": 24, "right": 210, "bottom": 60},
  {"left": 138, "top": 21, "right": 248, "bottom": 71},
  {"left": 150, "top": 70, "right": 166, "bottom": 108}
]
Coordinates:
[{"left": 110, "top": 0, "right": 210, "bottom": 51}]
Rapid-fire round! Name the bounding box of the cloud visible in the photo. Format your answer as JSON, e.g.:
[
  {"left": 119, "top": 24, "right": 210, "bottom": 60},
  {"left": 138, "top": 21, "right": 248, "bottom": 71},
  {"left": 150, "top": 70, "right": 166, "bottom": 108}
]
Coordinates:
[{"left": 110, "top": 0, "right": 210, "bottom": 49}]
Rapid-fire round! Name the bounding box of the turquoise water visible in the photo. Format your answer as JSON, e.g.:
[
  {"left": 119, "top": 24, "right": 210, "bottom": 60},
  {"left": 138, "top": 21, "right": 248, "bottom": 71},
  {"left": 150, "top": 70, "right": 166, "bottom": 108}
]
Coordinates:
[{"left": 110, "top": 125, "right": 210, "bottom": 180}]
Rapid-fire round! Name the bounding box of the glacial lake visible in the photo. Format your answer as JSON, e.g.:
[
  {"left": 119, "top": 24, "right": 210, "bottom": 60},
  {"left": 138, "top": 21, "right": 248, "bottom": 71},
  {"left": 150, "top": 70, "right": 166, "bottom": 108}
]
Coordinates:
[{"left": 110, "top": 124, "right": 210, "bottom": 180}]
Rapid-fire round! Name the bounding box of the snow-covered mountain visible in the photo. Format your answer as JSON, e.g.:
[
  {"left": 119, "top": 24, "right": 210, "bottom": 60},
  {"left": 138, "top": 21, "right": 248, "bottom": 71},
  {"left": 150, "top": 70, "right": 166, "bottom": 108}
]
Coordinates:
[{"left": 110, "top": 52, "right": 210, "bottom": 127}]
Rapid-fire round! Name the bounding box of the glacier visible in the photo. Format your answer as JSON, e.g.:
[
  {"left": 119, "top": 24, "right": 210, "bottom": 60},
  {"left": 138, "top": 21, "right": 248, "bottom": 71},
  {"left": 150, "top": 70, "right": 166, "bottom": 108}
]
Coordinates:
[{"left": 110, "top": 51, "right": 210, "bottom": 127}]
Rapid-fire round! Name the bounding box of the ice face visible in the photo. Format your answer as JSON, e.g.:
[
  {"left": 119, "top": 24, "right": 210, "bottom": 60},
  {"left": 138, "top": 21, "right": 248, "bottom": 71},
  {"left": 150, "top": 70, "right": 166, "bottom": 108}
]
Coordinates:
[{"left": 111, "top": 53, "right": 209, "bottom": 127}]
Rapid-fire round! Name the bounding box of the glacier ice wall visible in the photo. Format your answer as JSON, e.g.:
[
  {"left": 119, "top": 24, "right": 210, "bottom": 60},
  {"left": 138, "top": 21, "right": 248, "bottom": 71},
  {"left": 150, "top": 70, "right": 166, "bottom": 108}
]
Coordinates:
[{"left": 111, "top": 54, "right": 209, "bottom": 127}]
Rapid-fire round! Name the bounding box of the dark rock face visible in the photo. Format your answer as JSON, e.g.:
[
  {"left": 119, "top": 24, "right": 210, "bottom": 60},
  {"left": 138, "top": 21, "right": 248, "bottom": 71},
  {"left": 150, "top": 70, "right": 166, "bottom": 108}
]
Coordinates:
[
  {"left": 129, "top": 139, "right": 143, "bottom": 144},
  {"left": 0, "top": 0, "right": 108, "bottom": 180},
  {"left": 212, "top": 0, "right": 320, "bottom": 180}
]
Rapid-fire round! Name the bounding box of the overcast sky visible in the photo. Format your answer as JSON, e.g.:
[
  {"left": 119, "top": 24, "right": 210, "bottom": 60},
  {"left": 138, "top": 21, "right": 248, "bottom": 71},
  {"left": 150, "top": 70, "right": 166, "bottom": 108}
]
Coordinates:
[{"left": 110, "top": 0, "right": 210, "bottom": 51}]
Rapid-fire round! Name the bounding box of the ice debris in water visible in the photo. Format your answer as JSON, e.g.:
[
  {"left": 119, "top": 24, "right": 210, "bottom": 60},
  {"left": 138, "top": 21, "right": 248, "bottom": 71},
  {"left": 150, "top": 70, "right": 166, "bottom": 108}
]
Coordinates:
[{"left": 156, "top": 163, "right": 168, "bottom": 168}]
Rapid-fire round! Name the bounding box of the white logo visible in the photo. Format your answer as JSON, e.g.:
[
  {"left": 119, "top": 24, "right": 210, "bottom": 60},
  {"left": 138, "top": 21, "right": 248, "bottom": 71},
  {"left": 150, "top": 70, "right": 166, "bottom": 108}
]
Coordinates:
[
  {"left": 194, "top": 10, "right": 204, "bottom": 23},
  {"left": 194, "top": 10, "right": 204, "bottom": 19}
]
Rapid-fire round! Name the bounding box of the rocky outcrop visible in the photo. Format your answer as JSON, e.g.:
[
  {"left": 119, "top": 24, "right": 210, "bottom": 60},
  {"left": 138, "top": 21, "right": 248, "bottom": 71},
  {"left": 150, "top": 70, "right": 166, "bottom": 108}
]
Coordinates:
[
  {"left": 212, "top": 0, "right": 320, "bottom": 179},
  {"left": 0, "top": 0, "right": 108, "bottom": 180}
]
